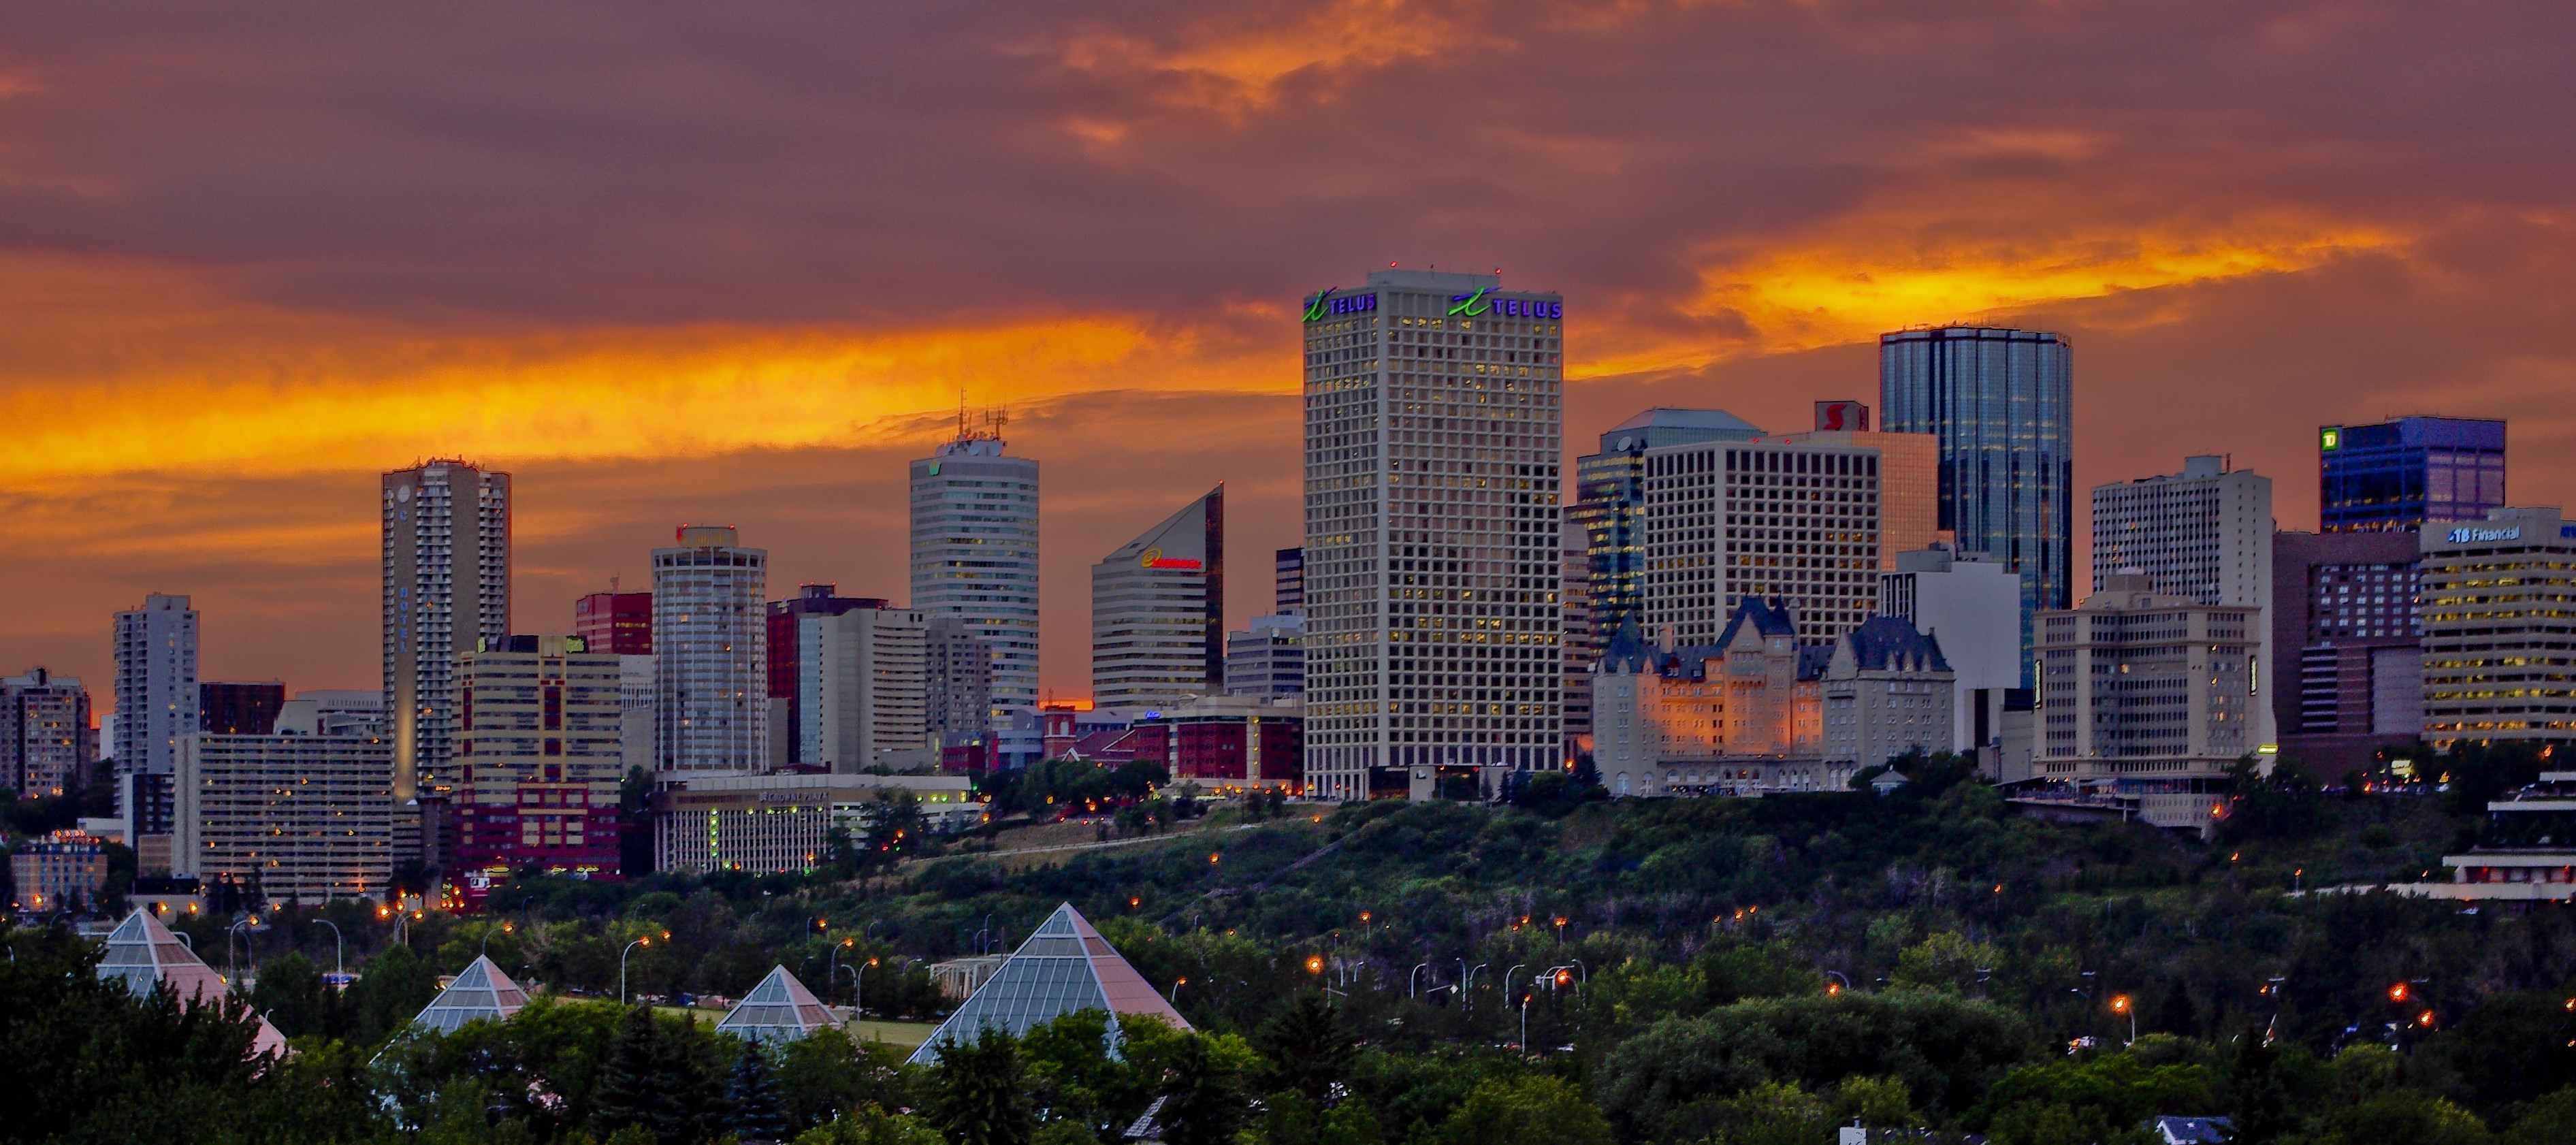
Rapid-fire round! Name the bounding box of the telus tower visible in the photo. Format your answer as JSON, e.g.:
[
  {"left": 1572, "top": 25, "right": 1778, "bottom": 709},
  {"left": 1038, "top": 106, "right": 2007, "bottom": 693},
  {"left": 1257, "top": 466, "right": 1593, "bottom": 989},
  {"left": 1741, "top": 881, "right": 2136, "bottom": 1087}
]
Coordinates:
[{"left": 1300, "top": 269, "right": 1566, "bottom": 801}]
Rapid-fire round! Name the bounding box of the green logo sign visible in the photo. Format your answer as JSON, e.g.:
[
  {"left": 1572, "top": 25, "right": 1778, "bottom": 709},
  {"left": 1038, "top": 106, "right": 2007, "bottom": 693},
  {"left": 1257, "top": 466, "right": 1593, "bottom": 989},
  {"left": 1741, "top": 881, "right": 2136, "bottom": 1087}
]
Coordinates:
[
  {"left": 1447, "top": 288, "right": 1491, "bottom": 317},
  {"left": 1304, "top": 289, "right": 1337, "bottom": 322}
]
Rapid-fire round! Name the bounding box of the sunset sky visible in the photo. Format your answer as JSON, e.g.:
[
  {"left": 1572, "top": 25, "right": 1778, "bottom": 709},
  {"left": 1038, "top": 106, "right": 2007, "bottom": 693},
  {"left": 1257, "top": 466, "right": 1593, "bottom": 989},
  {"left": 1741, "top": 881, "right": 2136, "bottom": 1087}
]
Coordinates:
[{"left": 3, "top": 1, "right": 2571, "bottom": 707}]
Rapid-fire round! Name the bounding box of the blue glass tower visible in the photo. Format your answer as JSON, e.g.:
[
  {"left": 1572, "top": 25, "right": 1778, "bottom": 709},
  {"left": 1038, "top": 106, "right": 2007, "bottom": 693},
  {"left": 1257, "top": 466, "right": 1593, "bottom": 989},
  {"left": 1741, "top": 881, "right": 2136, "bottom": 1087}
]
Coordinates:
[
  {"left": 2318, "top": 417, "right": 2505, "bottom": 532},
  {"left": 1879, "top": 326, "right": 2072, "bottom": 684}
]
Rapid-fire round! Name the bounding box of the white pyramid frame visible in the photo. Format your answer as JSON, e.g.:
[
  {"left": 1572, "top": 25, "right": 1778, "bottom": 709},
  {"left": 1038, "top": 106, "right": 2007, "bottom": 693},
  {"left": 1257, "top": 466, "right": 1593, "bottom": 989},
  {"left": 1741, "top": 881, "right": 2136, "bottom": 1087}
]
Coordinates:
[
  {"left": 908, "top": 902, "right": 1189, "bottom": 1065},
  {"left": 716, "top": 964, "right": 839, "bottom": 1044},
  {"left": 97, "top": 908, "right": 291, "bottom": 1059},
  {"left": 409, "top": 954, "right": 530, "bottom": 1033}
]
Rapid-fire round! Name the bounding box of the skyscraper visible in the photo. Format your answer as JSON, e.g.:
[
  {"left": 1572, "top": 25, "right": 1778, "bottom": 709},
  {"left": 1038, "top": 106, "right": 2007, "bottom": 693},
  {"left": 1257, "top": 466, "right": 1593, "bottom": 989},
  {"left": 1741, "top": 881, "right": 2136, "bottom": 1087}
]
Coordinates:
[
  {"left": 765, "top": 585, "right": 890, "bottom": 769},
  {"left": 1880, "top": 326, "right": 2073, "bottom": 683},
  {"left": 384, "top": 461, "right": 513, "bottom": 800},
  {"left": 451, "top": 634, "right": 625, "bottom": 905},
  {"left": 2093, "top": 457, "right": 2274, "bottom": 608},
  {"left": 2421, "top": 507, "right": 2576, "bottom": 745},
  {"left": 1572, "top": 409, "right": 1767, "bottom": 645},
  {"left": 909, "top": 427, "right": 1040, "bottom": 765},
  {"left": 802, "top": 606, "right": 932, "bottom": 771},
  {"left": 1274, "top": 548, "right": 1305, "bottom": 615},
  {"left": 1301, "top": 268, "right": 1564, "bottom": 801},
  {"left": 1092, "top": 486, "right": 1224, "bottom": 711},
  {"left": 0, "top": 669, "right": 93, "bottom": 799},
  {"left": 573, "top": 590, "right": 654, "bottom": 654},
  {"left": 1639, "top": 435, "right": 1895, "bottom": 647},
  {"left": 2271, "top": 529, "right": 2421, "bottom": 781},
  {"left": 653, "top": 526, "right": 767, "bottom": 773},
  {"left": 112, "top": 594, "right": 197, "bottom": 791},
  {"left": 2319, "top": 416, "right": 2507, "bottom": 533}
]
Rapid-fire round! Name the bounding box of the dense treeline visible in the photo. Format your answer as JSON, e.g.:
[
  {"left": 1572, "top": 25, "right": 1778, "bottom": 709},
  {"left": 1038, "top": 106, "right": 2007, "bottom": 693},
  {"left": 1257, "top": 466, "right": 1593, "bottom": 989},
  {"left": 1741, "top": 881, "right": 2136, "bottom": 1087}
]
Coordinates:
[{"left": 11, "top": 744, "right": 2576, "bottom": 1142}]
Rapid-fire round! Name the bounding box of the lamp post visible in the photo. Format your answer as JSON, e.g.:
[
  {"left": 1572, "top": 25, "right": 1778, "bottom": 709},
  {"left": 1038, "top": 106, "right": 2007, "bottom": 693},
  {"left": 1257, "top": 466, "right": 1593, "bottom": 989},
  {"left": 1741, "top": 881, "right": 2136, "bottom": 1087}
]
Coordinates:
[
  {"left": 1410, "top": 963, "right": 1430, "bottom": 998},
  {"left": 312, "top": 919, "right": 344, "bottom": 980},
  {"left": 852, "top": 957, "right": 878, "bottom": 1024},
  {"left": 2111, "top": 995, "right": 2135, "bottom": 1046},
  {"left": 620, "top": 937, "right": 650, "bottom": 1005},
  {"left": 1464, "top": 963, "right": 1488, "bottom": 1014},
  {"left": 1824, "top": 971, "right": 1853, "bottom": 995}
]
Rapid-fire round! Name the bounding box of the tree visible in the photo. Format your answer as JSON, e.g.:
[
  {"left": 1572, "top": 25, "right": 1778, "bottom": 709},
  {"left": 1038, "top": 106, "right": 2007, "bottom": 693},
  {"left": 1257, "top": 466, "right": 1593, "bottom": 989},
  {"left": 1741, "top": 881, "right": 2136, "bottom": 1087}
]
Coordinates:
[
  {"left": 249, "top": 950, "right": 332, "bottom": 1037},
  {"left": 2317, "top": 1090, "right": 2492, "bottom": 1145},
  {"left": 593, "top": 1004, "right": 718, "bottom": 1143},
  {"left": 349, "top": 941, "right": 442, "bottom": 1044},
  {"left": 1254, "top": 993, "right": 1357, "bottom": 1104},
  {"left": 730, "top": 1042, "right": 792, "bottom": 1144},
  {"left": 924, "top": 1026, "right": 1034, "bottom": 1145},
  {"left": 1155, "top": 1032, "right": 1251, "bottom": 1145},
  {"left": 778, "top": 1027, "right": 912, "bottom": 1131},
  {"left": 2223, "top": 1031, "right": 2304, "bottom": 1145},
  {"left": 793, "top": 1104, "right": 946, "bottom": 1145},
  {"left": 1433, "top": 1076, "right": 1612, "bottom": 1145}
]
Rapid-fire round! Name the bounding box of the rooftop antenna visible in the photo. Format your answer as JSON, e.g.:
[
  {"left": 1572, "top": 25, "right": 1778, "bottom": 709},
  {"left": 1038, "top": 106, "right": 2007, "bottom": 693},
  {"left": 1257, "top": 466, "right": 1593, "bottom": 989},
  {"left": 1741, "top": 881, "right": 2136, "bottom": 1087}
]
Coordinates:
[{"left": 956, "top": 389, "right": 969, "bottom": 444}]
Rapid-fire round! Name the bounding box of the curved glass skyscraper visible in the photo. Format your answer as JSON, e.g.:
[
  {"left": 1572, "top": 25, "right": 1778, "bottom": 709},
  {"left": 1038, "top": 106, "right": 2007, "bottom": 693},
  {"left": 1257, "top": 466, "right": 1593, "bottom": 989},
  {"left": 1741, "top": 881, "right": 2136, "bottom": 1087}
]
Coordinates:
[
  {"left": 909, "top": 432, "right": 1040, "bottom": 765},
  {"left": 1879, "top": 326, "right": 2072, "bottom": 684}
]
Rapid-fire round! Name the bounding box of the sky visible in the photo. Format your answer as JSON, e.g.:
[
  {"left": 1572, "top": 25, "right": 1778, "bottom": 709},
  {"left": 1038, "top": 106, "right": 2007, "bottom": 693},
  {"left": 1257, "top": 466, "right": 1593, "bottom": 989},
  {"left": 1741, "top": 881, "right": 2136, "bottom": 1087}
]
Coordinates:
[{"left": 1, "top": 1, "right": 2571, "bottom": 708}]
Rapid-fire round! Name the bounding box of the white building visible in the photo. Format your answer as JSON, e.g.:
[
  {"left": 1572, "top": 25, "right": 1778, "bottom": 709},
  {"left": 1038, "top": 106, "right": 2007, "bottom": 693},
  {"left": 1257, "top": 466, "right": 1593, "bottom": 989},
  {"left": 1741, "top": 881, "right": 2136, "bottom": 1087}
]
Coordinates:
[
  {"left": 653, "top": 771, "right": 983, "bottom": 874},
  {"left": 276, "top": 690, "right": 387, "bottom": 737},
  {"left": 910, "top": 430, "right": 1040, "bottom": 764},
  {"left": 1820, "top": 616, "right": 1956, "bottom": 771},
  {"left": 1301, "top": 269, "right": 1565, "bottom": 801},
  {"left": 2035, "top": 572, "right": 2262, "bottom": 827},
  {"left": 1640, "top": 436, "right": 1895, "bottom": 648},
  {"left": 1224, "top": 615, "right": 1304, "bottom": 699},
  {"left": 175, "top": 732, "right": 395, "bottom": 902},
  {"left": 112, "top": 594, "right": 198, "bottom": 784},
  {"left": 1092, "top": 486, "right": 1224, "bottom": 711},
  {"left": 803, "top": 607, "right": 933, "bottom": 771},
  {"left": 2421, "top": 507, "right": 2576, "bottom": 743},
  {"left": 383, "top": 461, "right": 512, "bottom": 800},
  {"left": 2091, "top": 455, "right": 2275, "bottom": 749},
  {"left": 1878, "top": 545, "right": 2024, "bottom": 753},
  {"left": 653, "top": 526, "right": 767, "bottom": 773}
]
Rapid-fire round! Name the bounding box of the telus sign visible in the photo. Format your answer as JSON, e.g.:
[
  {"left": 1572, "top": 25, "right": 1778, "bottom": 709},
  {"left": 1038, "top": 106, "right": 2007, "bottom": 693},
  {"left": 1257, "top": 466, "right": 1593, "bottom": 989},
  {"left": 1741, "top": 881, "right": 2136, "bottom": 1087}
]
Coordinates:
[
  {"left": 1446, "top": 287, "right": 1562, "bottom": 319},
  {"left": 1305, "top": 289, "right": 1378, "bottom": 320}
]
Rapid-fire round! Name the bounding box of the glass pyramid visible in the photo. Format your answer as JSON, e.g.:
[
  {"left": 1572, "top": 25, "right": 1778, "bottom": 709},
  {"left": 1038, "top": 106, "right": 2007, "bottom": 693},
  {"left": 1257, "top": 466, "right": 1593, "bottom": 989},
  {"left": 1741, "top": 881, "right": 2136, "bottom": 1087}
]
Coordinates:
[
  {"left": 97, "top": 908, "right": 291, "bottom": 1059},
  {"left": 409, "top": 954, "right": 530, "bottom": 1033},
  {"left": 908, "top": 902, "right": 1189, "bottom": 1065},
  {"left": 716, "top": 965, "right": 839, "bottom": 1044}
]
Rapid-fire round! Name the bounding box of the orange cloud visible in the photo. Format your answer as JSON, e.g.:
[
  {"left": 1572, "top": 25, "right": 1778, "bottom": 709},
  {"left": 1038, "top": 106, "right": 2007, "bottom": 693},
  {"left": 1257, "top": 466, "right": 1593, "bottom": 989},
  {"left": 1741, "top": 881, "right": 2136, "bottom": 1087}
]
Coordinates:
[{"left": 1049, "top": 0, "right": 1494, "bottom": 119}]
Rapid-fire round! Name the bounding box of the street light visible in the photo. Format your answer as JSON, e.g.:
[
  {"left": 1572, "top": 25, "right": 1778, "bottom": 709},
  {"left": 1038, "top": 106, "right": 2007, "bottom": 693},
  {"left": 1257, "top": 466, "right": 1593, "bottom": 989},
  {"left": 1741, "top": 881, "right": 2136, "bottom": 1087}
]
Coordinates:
[
  {"left": 620, "top": 937, "right": 650, "bottom": 1005},
  {"left": 312, "top": 919, "right": 345, "bottom": 980},
  {"left": 2110, "top": 995, "right": 2134, "bottom": 1046},
  {"left": 850, "top": 957, "right": 878, "bottom": 1024},
  {"left": 1824, "top": 971, "right": 1853, "bottom": 995},
  {"left": 1410, "top": 963, "right": 1430, "bottom": 998}
]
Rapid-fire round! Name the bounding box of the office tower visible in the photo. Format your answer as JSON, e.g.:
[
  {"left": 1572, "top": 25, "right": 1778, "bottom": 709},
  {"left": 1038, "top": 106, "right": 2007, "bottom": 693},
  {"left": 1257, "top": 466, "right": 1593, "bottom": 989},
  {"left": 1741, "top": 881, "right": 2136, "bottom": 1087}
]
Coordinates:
[
  {"left": 112, "top": 594, "right": 198, "bottom": 784},
  {"left": 199, "top": 682, "right": 285, "bottom": 736},
  {"left": 1878, "top": 545, "right": 2024, "bottom": 754},
  {"left": 2034, "top": 572, "right": 2260, "bottom": 827},
  {"left": 1574, "top": 409, "right": 1767, "bottom": 649},
  {"left": 2320, "top": 417, "right": 2507, "bottom": 533},
  {"left": 2091, "top": 455, "right": 2276, "bottom": 752},
  {"left": 451, "top": 635, "right": 625, "bottom": 904},
  {"left": 1820, "top": 615, "right": 1957, "bottom": 773},
  {"left": 1880, "top": 326, "right": 2074, "bottom": 683},
  {"left": 1092, "top": 486, "right": 1225, "bottom": 710},
  {"left": 0, "top": 669, "right": 94, "bottom": 798},
  {"left": 1224, "top": 615, "right": 1306, "bottom": 699},
  {"left": 1558, "top": 520, "right": 1594, "bottom": 761},
  {"left": 1778, "top": 404, "right": 1946, "bottom": 566},
  {"left": 384, "top": 460, "right": 513, "bottom": 800},
  {"left": 2270, "top": 530, "right": 2421, "bottom": 781},
  {"left": 1301, "top": 268, "right": 1564, "bottom": 801},
  {"left": 653, "top": 526, "right": 768, "bottom": 772},
  {"left": 766, "top": 585, "right": 891, "bottom": 768},
  {"left": 924, "top": 617, "right": 995, "bottom": 760},
  {"left": 574, "top": 590, "right": 654, "bottom": 654},
  {"left": 175, "top": 732, "right": 393, "bottom": 902},
  {"left": 803, "top": 606, "right": 934, "bottom": 771},
  {"left": 909, "top": 426, "right": 1040, "bottom": 764},
  {"left": 1274, "top": 548, "right": 1305, "bottom": 614},
  {"left": 2421, "top": 508, "right": 2576, "bottom": 745},
  {"left": 1640, "top": 435, "right": 1891, "bottom": 647}
]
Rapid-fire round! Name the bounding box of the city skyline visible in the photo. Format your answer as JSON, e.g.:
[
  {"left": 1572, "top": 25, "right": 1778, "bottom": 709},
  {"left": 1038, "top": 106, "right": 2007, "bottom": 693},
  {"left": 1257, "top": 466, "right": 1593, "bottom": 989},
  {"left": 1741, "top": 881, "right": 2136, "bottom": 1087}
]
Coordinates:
[{"left": 0, "top": 4, "right": 2570, "bottom": 708}]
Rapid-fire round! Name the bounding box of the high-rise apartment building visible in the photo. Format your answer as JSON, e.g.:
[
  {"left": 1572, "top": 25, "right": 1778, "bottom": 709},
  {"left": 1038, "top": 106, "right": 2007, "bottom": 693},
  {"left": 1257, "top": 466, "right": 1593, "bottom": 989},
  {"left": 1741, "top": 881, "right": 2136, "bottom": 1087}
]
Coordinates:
[
  {"left": 1300, "top": 268, "right": 1564, "bottom": 800},
  {"left": 1878, "top": 545, "right": 2025, "bottom": 754},
  {"left": 2035, "top": 573, "right": 2260, "bottom": 827},
  {"left": 2320, "top": 417, "right": 2507, "bottom": 533},
  {"left": 2271, "top": 530, "right": 2421, "bottom": 781},
  {"left": 653, "top": 526, "right": 767, "bottom": 773},
  {"left": 1639, "top": 436, "right": 1895, "bottom": 647},
  {"left": 2421, "top": 507, "right": 2576, "bottom": 744},
  {"left": 2091, "top": 455, "right": 2276, "bottom": 752},
  {"left": 909, "top": 430, "right": 1040, "bottom": 764},
  {"left": 1777, "top": 410, "right": 1946, "bottom": 568},
  {"left": 1880, "top": 326, "right": 2074, "bottom": 683},
  {"left": 766, "top": 585, "right": 890, "bottom": 769},
  {"left": 1573, "top": 409, "right": 1767, "bottom": 646},
  {"left": 1274, "top": 548, "right": 1305, "bottom": 615},
  {"left": 801, "top": 606, "right": 933, "bottom": 771},
  {"left": 1092, "top": 486, "right": 1225, "bottom": 710},
  {"left": 0, "top": 669, "right": 93, "bottom": 799},
  {"left": 574, "top": 590, "right": 654, "bottom": 654},
  {"left": 451, "top": 635, "right": 625, "bottom": 903},
  {"left": 199, "top": 682, "right": 285, "bottom": 736},
  {"left": 924, "top": 617, "right": 994, "bottom": 751},
  {"left": 175, "top": 731, "right": 394, "bottom": 902},
  {"left": 1559, "top": 520, "right": 1595, "bottom": 759},
  {"left": 112, "top": 594, "right": 198, "bottom": 782},
  {"left": 384, "top": 461, "right": 513, "bottom": 800}
]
